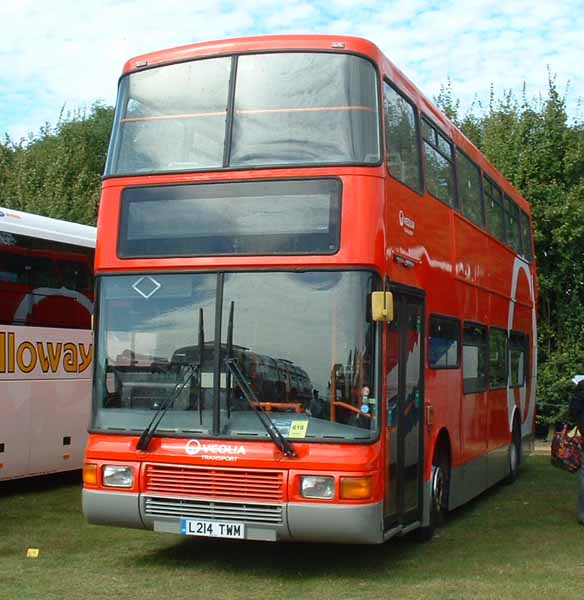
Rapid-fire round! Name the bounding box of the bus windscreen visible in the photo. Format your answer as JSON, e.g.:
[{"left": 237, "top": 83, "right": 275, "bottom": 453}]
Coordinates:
[
  {"left": 92, "top": 270, "right": 378, "bottom": 443},
  {"left": 106, "top": 52, "right": 380, "bottom": 175}
]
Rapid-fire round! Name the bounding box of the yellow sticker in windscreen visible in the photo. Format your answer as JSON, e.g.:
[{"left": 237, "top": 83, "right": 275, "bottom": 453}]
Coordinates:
[{"left": 289, "top": 420, "right": 308, "bottom": 439}]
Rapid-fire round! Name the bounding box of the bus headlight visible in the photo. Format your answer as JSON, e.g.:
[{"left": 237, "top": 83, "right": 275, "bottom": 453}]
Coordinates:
[
  {"left": 102, "top": 465, "right": 134, "bottom": 488},
  {"left": 300, "top": 476, "right": 335, "bottom": 499}
]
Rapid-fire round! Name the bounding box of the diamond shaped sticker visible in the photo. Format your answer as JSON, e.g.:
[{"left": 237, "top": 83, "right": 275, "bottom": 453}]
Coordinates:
[{"left": 132, "top": 276, "right": 161, "bottom": 299}]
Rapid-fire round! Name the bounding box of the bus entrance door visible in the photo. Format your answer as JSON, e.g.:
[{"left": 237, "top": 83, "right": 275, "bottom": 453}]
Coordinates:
[{"left": 383, "top": 289, "right": 425, "bottom": 531}]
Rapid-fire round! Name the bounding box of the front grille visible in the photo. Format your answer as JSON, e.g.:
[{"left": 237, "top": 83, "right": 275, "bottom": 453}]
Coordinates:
[
  {"left": 143, "top": 464, "right": 285, "bottom": 502},
  {"left": 143, "top": 496, "right": 283, "bottom": 524}
]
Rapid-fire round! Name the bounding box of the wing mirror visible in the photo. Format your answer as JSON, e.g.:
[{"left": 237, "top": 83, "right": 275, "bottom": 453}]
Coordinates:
[{"left": 371, "top": 291, "right": 394, "bottom": 322}]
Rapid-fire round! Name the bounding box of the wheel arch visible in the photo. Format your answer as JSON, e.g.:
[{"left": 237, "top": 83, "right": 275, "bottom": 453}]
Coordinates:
[{"left": 427, "top": 427, "right": 451, "bottom": 479}]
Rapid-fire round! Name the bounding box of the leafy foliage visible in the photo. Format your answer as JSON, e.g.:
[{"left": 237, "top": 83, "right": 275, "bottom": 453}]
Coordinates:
[{"left": 0, "top": 103, "right": 113, "bottom": 225}]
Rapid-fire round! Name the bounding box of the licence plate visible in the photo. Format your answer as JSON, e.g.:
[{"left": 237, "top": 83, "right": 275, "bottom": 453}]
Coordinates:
[{"left": 180, "top": 519, "right": 245, "bottom": 539}]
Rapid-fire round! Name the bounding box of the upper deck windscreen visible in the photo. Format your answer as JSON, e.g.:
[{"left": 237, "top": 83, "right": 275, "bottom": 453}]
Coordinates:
[{"left": 105, "top": 52, "right": 380, "bottom": 175}]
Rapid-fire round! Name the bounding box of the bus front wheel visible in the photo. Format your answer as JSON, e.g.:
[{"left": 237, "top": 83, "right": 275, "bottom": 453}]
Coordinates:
[{"left": 417, "top": 447, "right": 450, "bottom": 541}]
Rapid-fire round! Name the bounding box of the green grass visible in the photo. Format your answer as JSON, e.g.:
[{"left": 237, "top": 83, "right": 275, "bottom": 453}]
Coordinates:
[{"left": 1, "top": 455, "right": 583, "bottom": 600}]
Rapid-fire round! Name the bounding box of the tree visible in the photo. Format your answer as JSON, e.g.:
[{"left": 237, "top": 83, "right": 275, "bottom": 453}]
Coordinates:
[{"left": 0, "top": 103, "right": 114, "bottom": 225}]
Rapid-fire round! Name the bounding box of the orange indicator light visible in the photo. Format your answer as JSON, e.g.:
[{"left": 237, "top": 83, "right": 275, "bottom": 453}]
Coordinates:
[
  {"left": 340, "top": 477, "right": 372, "bottom": 500},
  {"left": 83, "top": 463, "right": 98, "bottom": 486}
]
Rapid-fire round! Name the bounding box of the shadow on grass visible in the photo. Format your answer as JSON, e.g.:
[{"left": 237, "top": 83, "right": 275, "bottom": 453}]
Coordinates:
[
  {"left": 0, "top": 470, "right": 81, "bottom": 498},
  {"left": 133, "top": 534, "right": 421, "bottom": 580},
  {"left": 132, "top": 463, "right": 537, "bottom": 578}
]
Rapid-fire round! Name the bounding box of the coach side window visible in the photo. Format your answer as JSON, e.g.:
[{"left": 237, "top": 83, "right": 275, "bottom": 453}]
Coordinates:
[
  {"left": 0, "top": 251, "right": 28, "bottom": 284},
  {"left": 484, "top": 176, "right": 506, "bottom": 243},
  {"left": 60, "top": 260, "right": 93, "bottom": 292},
  {"left": 457, "top": 151, "right": 484, "bottom": 227},
  {"left": 29, "top": 256, "right": 59, "bottom": 288},
  {"left": 488, "top": 327, "right": 507, "bottom": 389},
  {"left": 383, "top": 82, "right": 422, "bottom": 192},
  {"left": 422, "top": 117, "right": 456, "bottom": 207},
  {"left": 428, "top": 315, "right": 460, "bottom": 368},
  {"left": 463, "top": 322, "right": 487, "bottom": 393},
  {"left": 509, "top": 332, "right": 528, "bottom": 387}
]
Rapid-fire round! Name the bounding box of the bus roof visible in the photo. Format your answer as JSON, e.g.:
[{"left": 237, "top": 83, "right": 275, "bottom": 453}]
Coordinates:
[
  {"left": 122, "top": 34, "right": 381, "bottom": 74},
  {"left": 120, "top": 34, "right": 530, "bottom": 214},
  {"left": 0, "top": 207, "right": 96, "bottom": 248}
]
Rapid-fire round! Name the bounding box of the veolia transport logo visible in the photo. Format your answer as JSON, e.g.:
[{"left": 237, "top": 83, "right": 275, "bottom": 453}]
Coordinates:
[{"left": 185, "top": 439, "right": 246, "bottom": 461}]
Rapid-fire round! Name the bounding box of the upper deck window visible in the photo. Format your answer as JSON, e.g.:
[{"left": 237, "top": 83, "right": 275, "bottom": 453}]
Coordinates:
[
  {"left": 484, "top": 176, "right": 505, "bottom": 243},
  {"left": 422, "top": 117, "right": 455, "bottom": 206},
  {"left": 504, "top": 194, "right": 521, "bottom": 254},
  {"left": 383, "top": 83, "right": 422, "bottom": 192},
  {"left": 519, "top": 209, "right": 533, "bottom": 261},
  {"left": 457, "top": 151, "right": 484, "bottom": 227},
  {"left": 106, "top": 52, "right": 380, "bottom": 176}
]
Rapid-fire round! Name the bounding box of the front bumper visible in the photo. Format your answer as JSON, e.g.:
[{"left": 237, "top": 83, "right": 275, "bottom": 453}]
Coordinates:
[{"left": 82, "top": 489, "right": 384, "bottom": 544}]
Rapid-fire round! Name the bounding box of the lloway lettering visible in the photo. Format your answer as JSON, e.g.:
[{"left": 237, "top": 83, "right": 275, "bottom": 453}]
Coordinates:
[{"left": 0, "top": 332, "right": 93, "bottom": 374}]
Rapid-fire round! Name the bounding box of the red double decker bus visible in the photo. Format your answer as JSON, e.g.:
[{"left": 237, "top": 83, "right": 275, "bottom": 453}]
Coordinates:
[{"left": 83, "top": 35, "right": 536, "bottom": 543}]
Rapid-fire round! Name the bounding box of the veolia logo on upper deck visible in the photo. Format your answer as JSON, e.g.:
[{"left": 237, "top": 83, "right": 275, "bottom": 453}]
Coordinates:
[
  {"left": 399, "top": 210, "right": 415, "bottom": 235},
  {"left": 185, "top": 439, "right": 246, "bottom": 456}
]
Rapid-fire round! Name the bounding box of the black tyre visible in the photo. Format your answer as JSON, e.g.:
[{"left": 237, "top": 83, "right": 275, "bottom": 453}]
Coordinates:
[
  {"left": 505, "top": 421, "right": 521, "bottom": 484},
  {"left": 417, "top": 447, "right": 450, "bottom": 541}
]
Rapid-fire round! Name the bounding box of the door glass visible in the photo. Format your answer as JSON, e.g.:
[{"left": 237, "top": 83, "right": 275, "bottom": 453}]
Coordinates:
[
  {"left": 402, "top": 301, "right": 422, "bottom": 513},
  {"left": 385, "top": 304, "right": 400, "bottom": 517}
]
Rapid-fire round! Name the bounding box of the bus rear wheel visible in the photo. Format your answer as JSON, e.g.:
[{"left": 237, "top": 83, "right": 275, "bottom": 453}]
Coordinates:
[{"left": 505, "top": 421, "right": 522, "bottom": 484}]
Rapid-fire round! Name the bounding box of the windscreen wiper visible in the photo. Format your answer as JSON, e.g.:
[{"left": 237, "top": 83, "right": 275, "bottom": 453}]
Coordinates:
[
  {"left": 225, "top": 357, "right": 297, "bottom": 458},
  {"left": 136, "top": 363, "right": 199, "bottom": 451}
]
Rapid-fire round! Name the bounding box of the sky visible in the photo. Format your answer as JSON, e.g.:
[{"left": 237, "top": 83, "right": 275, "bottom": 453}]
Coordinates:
[{"left": 1, "top": 0, "right": 583, "bottom": 142}]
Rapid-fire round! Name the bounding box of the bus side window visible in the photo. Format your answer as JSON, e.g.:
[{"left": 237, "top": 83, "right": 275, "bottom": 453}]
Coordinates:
[
  {"left": 383, "top": 81, "right": 422, "bottom": 193},
  {"left": 428, "top": 315, "right": 460, "bottom": 368},
  {"left": 457, "top": 150, "right": 484, "bottom": 228},
  {"left": 488, "top": 327, "right": 507, "bottom": 389},
  {"left": 422, "top": 117, "right": 456, "bottom": 207},
  {"left": 484, "top": 176, "right": 506, "bottom": 243},
  {"left": 519, "top": 210, "right": 533, "bottom": 261},
  {"left": 504, "top": 195, "right": 521, "bottom": 254},
  {"left": 509, "top": 331, "right": 528, "bottom": 387},
  {"left": 462, "top": 323, "right": 488, "bottom": 393}
]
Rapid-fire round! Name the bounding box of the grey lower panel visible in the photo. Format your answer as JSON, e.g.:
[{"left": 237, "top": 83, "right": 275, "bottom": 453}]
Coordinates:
[
  {"left": 83, "top": 489, "right": 383, "bottom": 544},
  {"left": 486, "top": 444, "right": 509, "bottom": 488},
  {"left": 148, "top": 498, "right": 383, "bottom": 543},
  {"left": 83, "top": 489, "right": 144, "bottom": 529},
  {"left": 449, "top": 444, "right": 511, "bottom": 510},
  {"left": 288, "top": 501, "right": 383, "bottom": 544}
]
